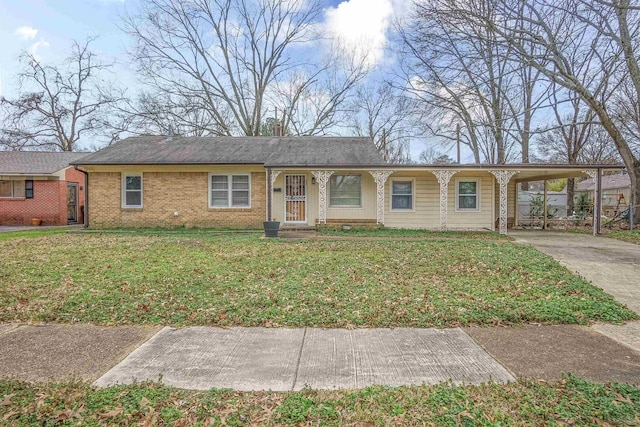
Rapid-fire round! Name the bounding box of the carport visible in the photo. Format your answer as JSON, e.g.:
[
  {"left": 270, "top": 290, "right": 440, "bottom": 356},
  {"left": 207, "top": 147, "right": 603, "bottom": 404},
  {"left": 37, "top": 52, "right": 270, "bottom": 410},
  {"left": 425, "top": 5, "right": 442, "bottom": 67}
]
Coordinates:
[{"left": 505, "top": 165, "right": 627, "bottom": 235}]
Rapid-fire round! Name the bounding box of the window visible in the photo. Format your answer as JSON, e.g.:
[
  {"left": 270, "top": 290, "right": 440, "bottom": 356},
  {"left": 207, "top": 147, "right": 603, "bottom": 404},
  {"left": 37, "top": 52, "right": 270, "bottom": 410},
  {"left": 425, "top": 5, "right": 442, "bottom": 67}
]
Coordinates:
[
  {"left": 122, "top": 174, "right": 143, "bottom": 208},
  {"left": 391, "top": 180, "right": 413, "bottom": 210},
  {"left": 456, "top": 179, "right": 479, "bottom": 210},
  {"left": 0, "top": 180, "right": 11, "bottom": 198},
  {"left": 329, "top": 175, "right": 361, "bottom": 207},
  {"left": 210, "top": 174, "right": 250, "bottom": 208},
  {"left": 25, "top": 180, "right": 33, "bottom": 199},
  {"left": 0, "top": 180, "right": 26, "bottom": 198}
]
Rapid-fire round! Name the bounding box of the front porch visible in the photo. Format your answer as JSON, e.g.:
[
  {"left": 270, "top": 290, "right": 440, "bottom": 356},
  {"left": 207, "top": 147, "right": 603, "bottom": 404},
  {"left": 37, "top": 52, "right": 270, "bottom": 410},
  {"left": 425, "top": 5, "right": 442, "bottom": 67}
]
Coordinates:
[{"left": 265, "top": 165, "right": 622, "bottom": 235}]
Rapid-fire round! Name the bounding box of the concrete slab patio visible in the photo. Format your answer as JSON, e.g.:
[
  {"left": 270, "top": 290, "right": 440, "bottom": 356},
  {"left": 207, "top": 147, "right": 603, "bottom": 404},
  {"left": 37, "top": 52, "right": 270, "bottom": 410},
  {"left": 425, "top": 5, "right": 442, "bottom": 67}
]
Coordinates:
[{"left": 95, "top": 326, "right": 515, "bottom": 391}]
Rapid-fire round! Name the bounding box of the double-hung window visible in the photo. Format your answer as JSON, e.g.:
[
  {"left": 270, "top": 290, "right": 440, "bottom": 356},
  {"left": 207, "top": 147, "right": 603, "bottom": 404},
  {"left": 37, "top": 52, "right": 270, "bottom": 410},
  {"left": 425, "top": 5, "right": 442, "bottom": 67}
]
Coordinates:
[
  {"left": 122, "top": 174, "right": 143, "bottom": 208},
  {"left": 456, "top": 179, "right": 479, "bottom": 211},
  {"left": 0, "top": 180, "right": 26, "bottom": 198},
  {"left": 210, "top": 174, "right": 250, "bottom": 208},
  {"left": 329, "top": 175, "right": 361, "bottom": 207},
  {"left": 391, "top": 180, "right": 413, "bottom": 210}
]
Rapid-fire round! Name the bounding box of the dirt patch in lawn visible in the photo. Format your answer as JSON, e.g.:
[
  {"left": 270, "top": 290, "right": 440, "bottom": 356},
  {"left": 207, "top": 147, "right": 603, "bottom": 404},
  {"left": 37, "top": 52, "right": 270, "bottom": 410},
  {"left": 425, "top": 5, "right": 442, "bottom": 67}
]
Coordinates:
[
  {"left": 0, "top": 324, "right": 160, "bottom": 382},
  {"left": 465, "top": 324, "right": 640, "bottom": 385}
]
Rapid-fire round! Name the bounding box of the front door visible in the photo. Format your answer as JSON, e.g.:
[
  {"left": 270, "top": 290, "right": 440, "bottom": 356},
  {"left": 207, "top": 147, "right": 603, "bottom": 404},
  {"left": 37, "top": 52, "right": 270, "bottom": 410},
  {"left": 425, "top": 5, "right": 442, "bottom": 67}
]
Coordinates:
[
  {"left": 285, "top": 175, "right": 307, "bottom": 223},
  {"left": 67, "top": 183, "right": 78, "bottom": 223}
]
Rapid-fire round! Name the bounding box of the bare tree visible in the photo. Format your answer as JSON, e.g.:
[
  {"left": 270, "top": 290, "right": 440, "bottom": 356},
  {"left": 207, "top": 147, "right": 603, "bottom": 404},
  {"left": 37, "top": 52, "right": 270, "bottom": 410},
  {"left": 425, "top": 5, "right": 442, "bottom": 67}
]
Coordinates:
[
  {"left": 418, "top": 146, "right": 455, "bottom": 164},
  {"left": 400, "top": 0, "right": 542, "bottom": 164},
  {"left": 345, "top": 82, "right": 413, "bottom": 163},
  {"left": 0, "top": 39, "right": 116, "bottom": 151},
  {"left": 124, "top": 0, "right": 368, "bottom": 137},
  {"left": 105, "top": 90, "right": 230, "bottom": 143},
  {"left": 453, "top": 0, "right": 640, "bottom": 222}
]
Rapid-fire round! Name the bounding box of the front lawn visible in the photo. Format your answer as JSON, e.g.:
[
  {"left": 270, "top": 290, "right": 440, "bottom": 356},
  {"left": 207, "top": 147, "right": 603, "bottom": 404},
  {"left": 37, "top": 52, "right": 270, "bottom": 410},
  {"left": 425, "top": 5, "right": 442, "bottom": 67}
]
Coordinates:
[
  {"left": 0, "top": 232, "right": 634, "bottom": 327},
  {"left": 1, "top": 375, "right": 638, "bottom": 426}
]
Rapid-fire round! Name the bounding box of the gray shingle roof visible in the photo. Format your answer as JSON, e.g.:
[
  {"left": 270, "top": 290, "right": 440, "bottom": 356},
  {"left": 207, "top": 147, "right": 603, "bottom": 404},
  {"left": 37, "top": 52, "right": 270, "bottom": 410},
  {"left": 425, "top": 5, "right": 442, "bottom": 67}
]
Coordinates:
[
  {"left": 0, "top": 151, "right": 88, "bottom": 175},
  {"left": 73, "top": 136, "right": 386, "bottom": 167},
  {"left": 577, "top": 173, "right": 630, "bottom": 191}
]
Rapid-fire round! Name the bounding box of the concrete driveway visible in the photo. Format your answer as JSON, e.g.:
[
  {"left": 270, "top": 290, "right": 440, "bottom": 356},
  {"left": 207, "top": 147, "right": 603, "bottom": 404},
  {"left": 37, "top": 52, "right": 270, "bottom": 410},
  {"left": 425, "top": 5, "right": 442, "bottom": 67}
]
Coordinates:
[
  {"left": 511, "top": 230, "right": 640, "bottom": 351},
  {"left": 510, "top": 231, "right": 640, "bottom": 315}
]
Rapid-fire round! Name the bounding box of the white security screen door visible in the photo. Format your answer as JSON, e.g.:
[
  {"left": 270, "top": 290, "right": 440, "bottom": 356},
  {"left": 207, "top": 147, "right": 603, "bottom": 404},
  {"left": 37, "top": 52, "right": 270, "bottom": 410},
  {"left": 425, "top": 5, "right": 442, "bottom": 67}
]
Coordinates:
[{"left": 285, "top": 175, "right": 307, "bottom": 223}]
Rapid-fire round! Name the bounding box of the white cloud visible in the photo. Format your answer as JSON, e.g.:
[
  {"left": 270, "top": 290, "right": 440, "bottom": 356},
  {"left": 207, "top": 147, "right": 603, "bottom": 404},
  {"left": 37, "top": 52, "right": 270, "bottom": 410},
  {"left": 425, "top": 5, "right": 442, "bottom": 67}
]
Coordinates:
[
  {"left": 15, "top": 26, "right": 38, "bottom": 41},
  {"left": 323, "top": 0, "right": 409, "bottom": 67},
  {"left": 29, "top": 40, "right": 50, "bottom": 60}
]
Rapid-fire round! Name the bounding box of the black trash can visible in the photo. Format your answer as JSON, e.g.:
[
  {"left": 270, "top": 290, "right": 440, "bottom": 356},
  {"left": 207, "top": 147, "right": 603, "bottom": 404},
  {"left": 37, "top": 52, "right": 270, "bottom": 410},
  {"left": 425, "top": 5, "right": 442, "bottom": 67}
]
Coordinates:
[{"left": 263, "top": 221, "right": 280, "bottom": 238}]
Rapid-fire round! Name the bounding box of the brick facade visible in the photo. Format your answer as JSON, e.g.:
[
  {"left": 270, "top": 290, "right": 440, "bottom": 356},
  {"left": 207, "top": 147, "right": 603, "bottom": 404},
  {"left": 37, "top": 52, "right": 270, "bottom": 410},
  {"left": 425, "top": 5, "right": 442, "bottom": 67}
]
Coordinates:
[
  {"left": 0, "top": 167, "right": 85, "bottom": 226},
  {"left": 88, "top": 171, "right": 266, "bottom": 228}
]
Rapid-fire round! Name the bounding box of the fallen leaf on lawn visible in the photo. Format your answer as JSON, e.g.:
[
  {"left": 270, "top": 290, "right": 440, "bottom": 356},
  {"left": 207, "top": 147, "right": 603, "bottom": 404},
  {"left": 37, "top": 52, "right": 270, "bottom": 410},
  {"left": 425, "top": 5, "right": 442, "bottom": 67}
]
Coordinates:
[
  {"left": 139, "top": 397, "right": 151, "bottom": 408},
  {"left": 55, "top": 409, "right": 78, "bottom": 422},
  {"left": 3, "top": 411, "right": 19, "bottom": 420},
  {"left": 99, "top": 407, "right": 123, "bottom": 419},
  {"left": 0, "top": 394, "right": 15, "bottom": 406}
]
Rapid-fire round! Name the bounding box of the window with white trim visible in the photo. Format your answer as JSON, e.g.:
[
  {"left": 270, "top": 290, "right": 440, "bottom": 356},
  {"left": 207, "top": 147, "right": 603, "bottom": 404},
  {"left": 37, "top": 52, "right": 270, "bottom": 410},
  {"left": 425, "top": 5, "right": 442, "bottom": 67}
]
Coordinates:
[
  {"left": 122, "top": 174, "right": 143, "bottom": 208},
  {"left": 329, "top": 175, "right": 361, "bottom": 207},
  {"left": 0, "top": 180, "right": 26, "bottom": 198},
  {"left": 456, "top": 179, "right": 479, "bottom": 210},
  {"left": 210, "top": 174, "right": 250, "bottom": 208},
  {"left": 391, "top": 180, "right": 413, "bottom": 210}
]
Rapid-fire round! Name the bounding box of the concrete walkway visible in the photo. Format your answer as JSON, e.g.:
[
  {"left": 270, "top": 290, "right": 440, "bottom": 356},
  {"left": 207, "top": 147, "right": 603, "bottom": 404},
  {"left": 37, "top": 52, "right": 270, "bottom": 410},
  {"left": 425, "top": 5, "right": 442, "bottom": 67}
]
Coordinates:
[
  {"left": 0, "top": 225, "right": 82, "bottom": 232},
  {"left": 95, "top": 327, "right": 514, "bottom": 391}
]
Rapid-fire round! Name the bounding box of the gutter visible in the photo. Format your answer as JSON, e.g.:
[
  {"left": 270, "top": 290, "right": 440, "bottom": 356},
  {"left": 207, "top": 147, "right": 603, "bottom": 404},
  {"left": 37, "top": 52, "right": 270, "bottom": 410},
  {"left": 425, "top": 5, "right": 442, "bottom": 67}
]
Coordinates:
[{"left": 74, "top": 165, "right": 89, "bottom": 228}]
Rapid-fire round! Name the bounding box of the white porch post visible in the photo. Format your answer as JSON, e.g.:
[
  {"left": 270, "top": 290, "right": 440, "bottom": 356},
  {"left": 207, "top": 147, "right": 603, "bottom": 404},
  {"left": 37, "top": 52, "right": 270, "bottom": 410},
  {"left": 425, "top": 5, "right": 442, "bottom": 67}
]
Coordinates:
[
  {"left": 432, "top": 170, "right": 459, "bottom": 231},
  {"left": 582, "top": 169, "right": 598, "bottom": 236},
  {"left": 368, "top": 170, "right": 395, "bottom": 224},
  {"left": 311, "top": 170, "right": 334, "bottom": 224},
  {"left": 489, "top": 170, "right": 519, "bottom": 235}
]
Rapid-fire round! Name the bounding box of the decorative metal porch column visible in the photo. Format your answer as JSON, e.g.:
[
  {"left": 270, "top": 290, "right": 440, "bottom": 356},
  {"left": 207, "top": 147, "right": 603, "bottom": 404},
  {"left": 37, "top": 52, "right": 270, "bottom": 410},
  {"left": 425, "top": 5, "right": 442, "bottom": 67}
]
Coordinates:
[
  {"left": 489, "top": 170, "right": 518, "bottom": 235},
  {"left": 368, "top": 170, "right": 395, "bottom": 224},
  {"left": 582, "top": 169, "right": 599, "bottom": 236},
  {"left": 311, "top": 170, "right": 334, "bottom": 224},
  {"left": 432, "top": 170, "right": 459, "bottom": 231}
]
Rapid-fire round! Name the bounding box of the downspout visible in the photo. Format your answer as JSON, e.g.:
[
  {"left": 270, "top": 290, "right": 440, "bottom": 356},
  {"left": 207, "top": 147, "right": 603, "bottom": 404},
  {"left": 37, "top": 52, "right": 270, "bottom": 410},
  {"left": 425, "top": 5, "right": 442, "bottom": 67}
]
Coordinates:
[
  {"left": 266, "top": 167, "right": 272, "bottom": 222},
  {"left": 74, "top": 166, "right": 89, "bottom": 228}
]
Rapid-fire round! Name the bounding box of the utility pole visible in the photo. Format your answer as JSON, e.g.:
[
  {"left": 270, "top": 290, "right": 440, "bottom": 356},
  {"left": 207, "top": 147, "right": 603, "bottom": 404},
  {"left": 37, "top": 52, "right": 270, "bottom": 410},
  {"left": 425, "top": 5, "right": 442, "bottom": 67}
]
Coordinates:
[
  {"left": 456, "top": 123, "right": 461, "bottom": 164},
  {"left": 382, "top": 129, "right": 388, "bottom": 162}
]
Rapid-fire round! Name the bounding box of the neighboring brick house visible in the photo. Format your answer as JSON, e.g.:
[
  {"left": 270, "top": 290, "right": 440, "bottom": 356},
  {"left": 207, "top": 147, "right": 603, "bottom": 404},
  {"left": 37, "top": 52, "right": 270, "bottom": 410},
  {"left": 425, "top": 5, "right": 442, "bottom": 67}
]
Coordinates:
[{"left": 0, "top": 152, "right": 87, "bottom": 226}]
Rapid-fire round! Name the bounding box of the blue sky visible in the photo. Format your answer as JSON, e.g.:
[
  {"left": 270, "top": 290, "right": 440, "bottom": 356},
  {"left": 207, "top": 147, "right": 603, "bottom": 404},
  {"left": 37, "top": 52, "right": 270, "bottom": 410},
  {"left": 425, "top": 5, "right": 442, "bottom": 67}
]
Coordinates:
[
  {"left": 0, "top": 0, "right": 448, "bottom": 159},
  {"left": 0, "top": 0, "right": 409, "bottom": 97}
]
